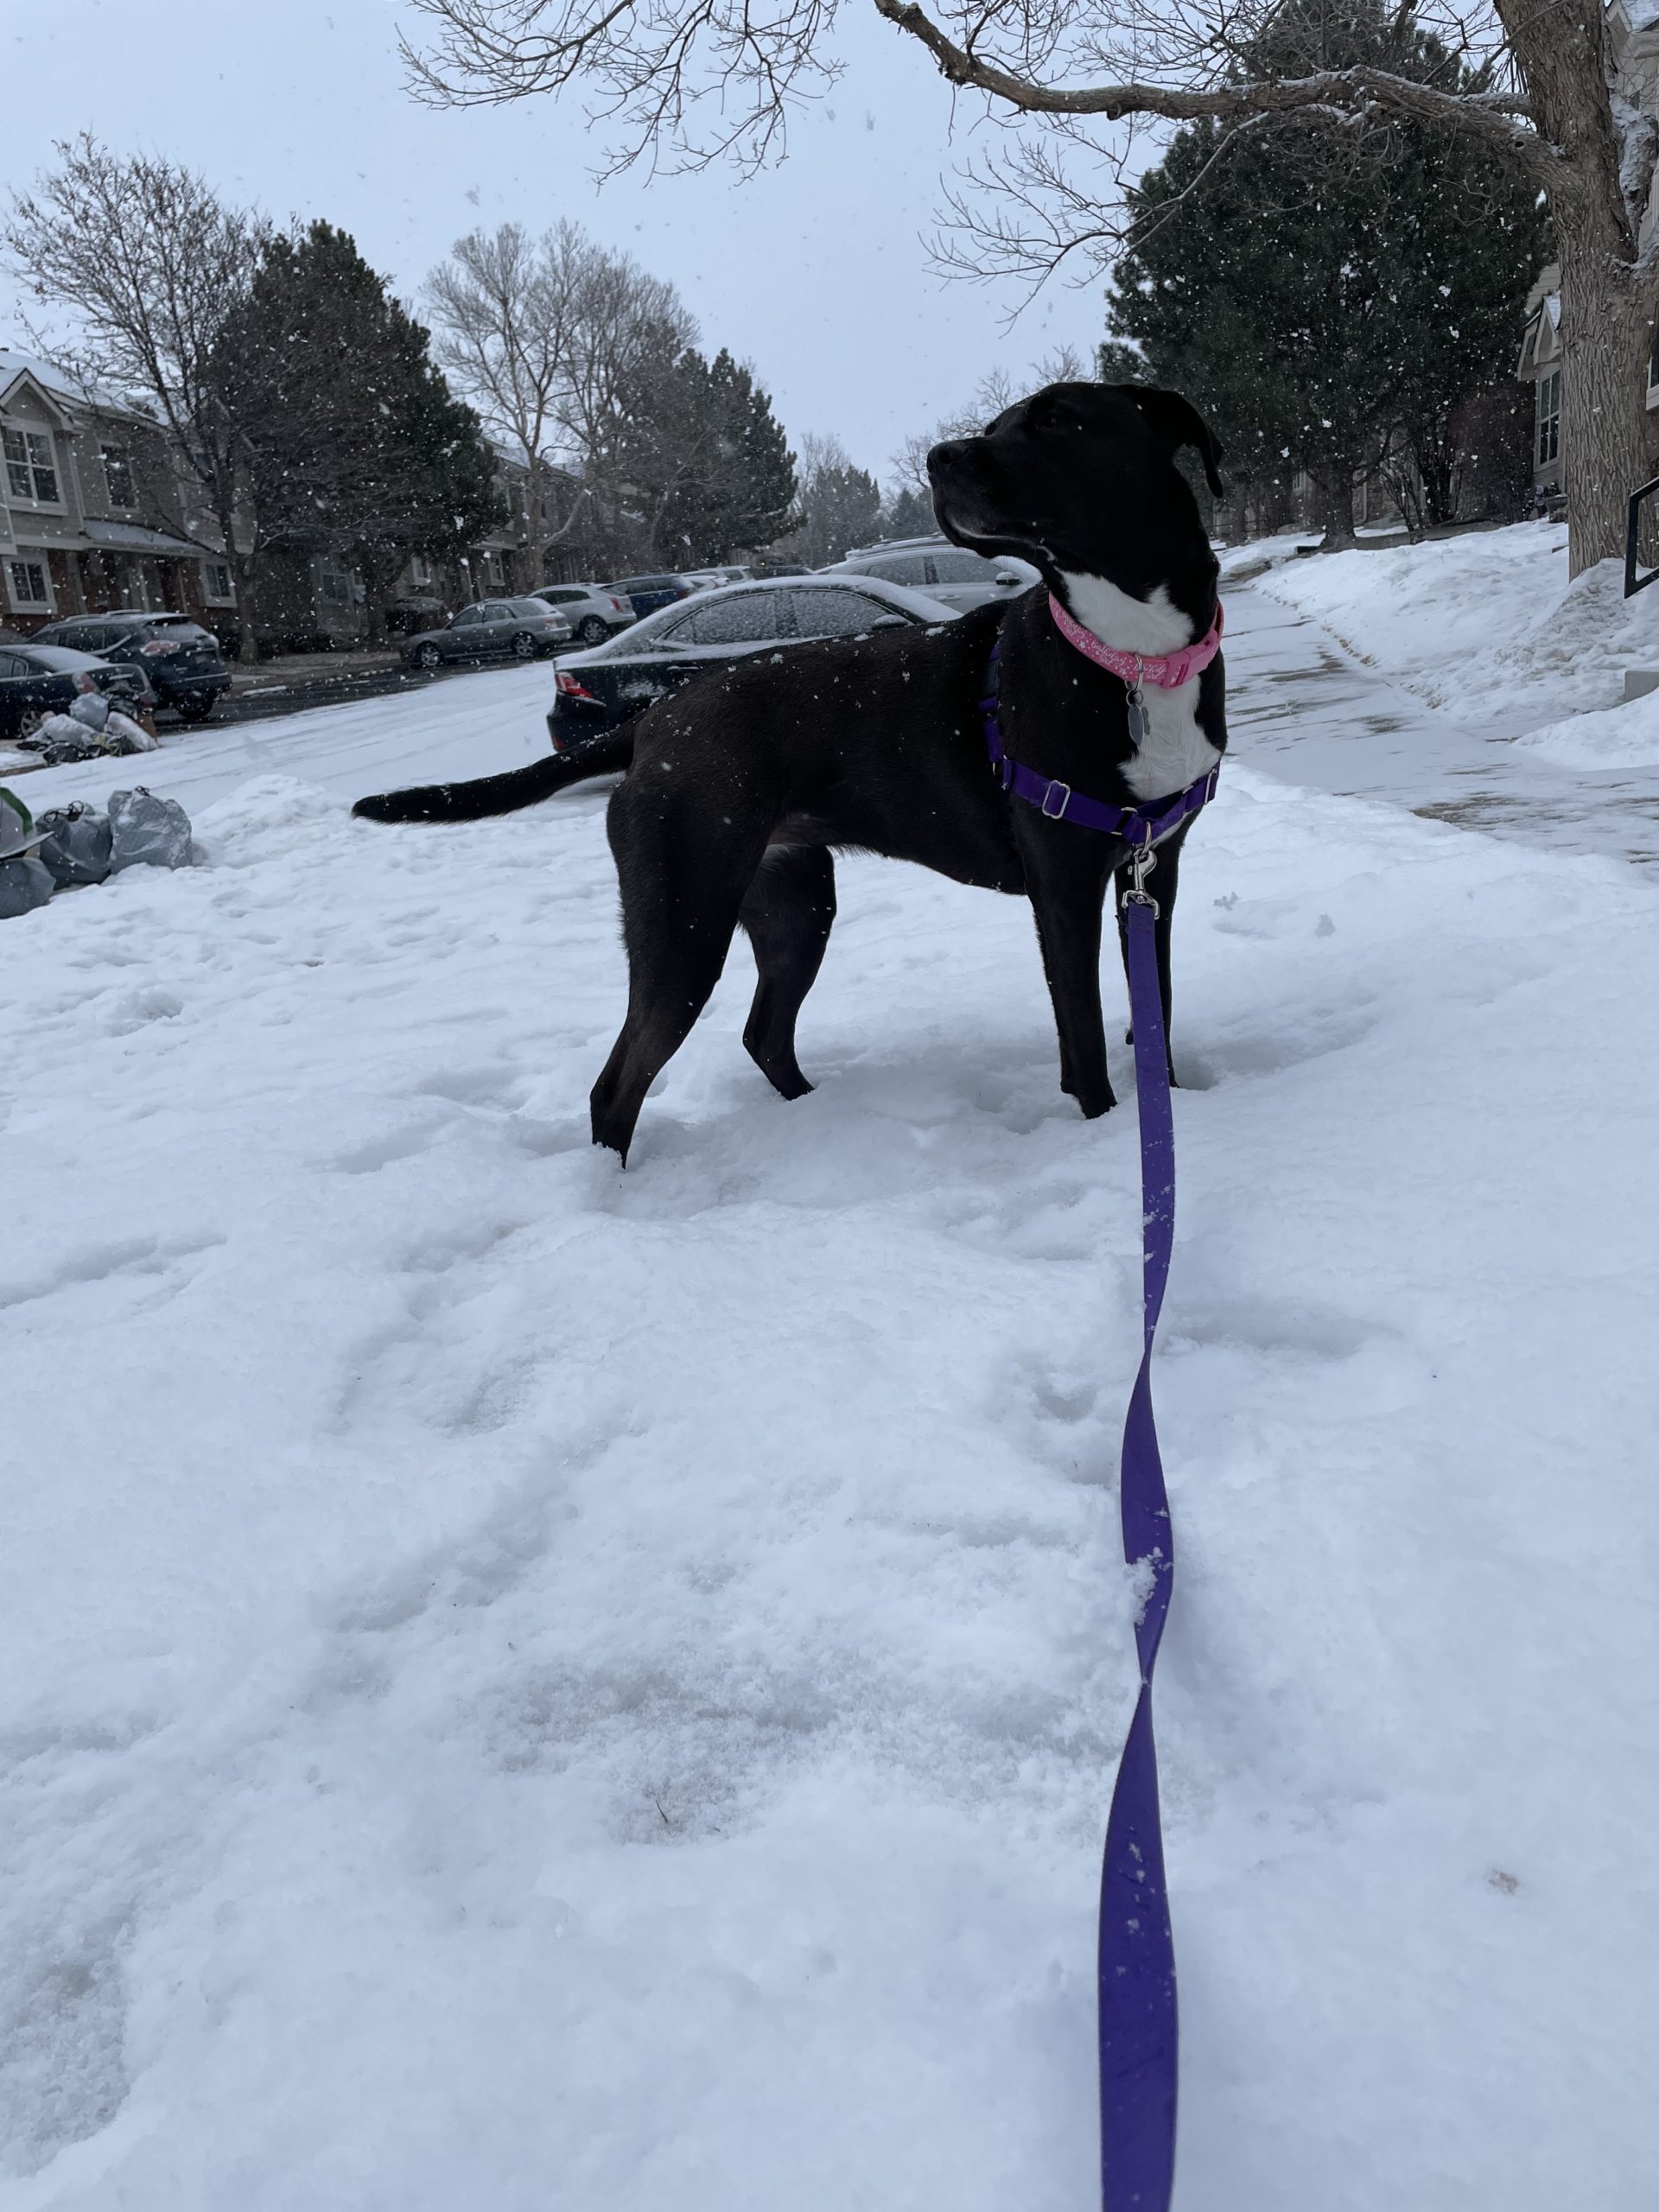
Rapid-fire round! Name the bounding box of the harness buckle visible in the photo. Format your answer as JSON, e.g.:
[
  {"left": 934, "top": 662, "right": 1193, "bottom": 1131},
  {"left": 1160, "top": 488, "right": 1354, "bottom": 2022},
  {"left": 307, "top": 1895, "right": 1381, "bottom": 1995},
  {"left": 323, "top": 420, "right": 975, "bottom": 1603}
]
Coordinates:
[{"left": 1040, "top": 779, "right": 1072, "bottom": 819}]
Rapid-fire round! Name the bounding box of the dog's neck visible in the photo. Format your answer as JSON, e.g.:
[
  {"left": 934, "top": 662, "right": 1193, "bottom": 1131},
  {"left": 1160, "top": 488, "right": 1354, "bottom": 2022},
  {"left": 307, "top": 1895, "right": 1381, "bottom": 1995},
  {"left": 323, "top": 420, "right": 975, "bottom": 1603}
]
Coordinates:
[{"left": 1054, "top": 570, "right": 1198, "bottom": 657}]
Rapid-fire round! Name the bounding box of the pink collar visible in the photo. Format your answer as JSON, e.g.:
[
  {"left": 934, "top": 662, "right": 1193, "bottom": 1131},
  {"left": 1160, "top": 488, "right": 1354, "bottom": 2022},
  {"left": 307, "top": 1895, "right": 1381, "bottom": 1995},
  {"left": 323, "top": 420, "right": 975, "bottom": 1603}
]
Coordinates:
[{"left": 1047, "top": 590, "right": 1224, "bottom": 689}]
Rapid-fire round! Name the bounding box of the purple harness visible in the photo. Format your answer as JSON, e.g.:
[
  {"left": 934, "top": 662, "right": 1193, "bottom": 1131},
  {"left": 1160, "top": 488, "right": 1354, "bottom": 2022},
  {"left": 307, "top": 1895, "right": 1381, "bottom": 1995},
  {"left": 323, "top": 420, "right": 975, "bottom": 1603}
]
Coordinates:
[
  {"left": 980, "top": 630, "right": 1218, "bottom": 2212},
  {"left": 978, "top": 639, "right": 1219, "bottom": 847}
]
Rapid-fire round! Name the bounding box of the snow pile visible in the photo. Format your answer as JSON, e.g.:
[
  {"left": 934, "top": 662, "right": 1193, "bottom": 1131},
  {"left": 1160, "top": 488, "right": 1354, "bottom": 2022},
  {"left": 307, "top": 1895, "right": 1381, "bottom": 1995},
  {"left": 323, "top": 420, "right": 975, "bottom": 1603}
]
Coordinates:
[
  {"left": 1255, "top": 521, "right": 1659, "bottom": 730},
  {"left": 1513, "top": 683, "right": 1659, "bottom": 769},
  {"left": 3, "top": 726, "right": 1656, "bottom": 2209}
]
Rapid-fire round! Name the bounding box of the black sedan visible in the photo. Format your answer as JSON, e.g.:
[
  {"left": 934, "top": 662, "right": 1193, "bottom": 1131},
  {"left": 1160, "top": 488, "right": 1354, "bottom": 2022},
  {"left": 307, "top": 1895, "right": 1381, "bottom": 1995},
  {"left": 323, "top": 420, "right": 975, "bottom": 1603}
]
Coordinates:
[
  {"left": 32, "top": 611, "right": 229, "bottom": 721},
  {"left": 545, "top": 572, "right": 963, "bottom": 753},
  {"left": 401, "top": 598, "right": 572, "bottom": 670},
  {"left": 0, "top": 638, "right": 154, "bottom": 746}
]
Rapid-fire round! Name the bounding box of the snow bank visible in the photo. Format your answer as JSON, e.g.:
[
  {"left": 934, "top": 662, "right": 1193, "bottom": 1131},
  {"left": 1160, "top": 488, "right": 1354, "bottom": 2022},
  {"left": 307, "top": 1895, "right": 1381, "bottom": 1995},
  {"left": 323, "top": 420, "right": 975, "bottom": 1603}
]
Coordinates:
[
  {"left": 3, "top": 745, "right": 1656, "bottom": 2209},
  {"left": 1512, "top": 684, "right": 1659, "bottom": 768},
  {"left": 1255, "top": 521, "right": 1659, "bottom": 731}
]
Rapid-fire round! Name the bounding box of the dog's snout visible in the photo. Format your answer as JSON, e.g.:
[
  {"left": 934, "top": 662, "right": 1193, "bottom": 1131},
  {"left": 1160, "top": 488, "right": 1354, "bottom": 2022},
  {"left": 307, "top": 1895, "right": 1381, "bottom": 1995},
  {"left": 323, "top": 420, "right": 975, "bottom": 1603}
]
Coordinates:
[{"left": 927, "top": 437, "right": 969, "bottom": 476}]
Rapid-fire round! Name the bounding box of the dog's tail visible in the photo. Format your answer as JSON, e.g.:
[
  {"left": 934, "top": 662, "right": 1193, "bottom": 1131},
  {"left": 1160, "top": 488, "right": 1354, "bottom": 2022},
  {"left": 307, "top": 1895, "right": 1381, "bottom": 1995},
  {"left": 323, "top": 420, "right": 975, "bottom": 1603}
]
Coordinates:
[{"left": 353, "top": 728, "right": 636, "bottom": 823}]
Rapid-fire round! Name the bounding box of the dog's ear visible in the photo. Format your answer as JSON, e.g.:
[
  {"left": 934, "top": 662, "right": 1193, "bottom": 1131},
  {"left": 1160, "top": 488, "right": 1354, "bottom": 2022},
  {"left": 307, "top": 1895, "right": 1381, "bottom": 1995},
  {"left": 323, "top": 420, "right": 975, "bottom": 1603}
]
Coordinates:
[{"left": 1109, "top": 385, "right": 1225, "bottom": 497}]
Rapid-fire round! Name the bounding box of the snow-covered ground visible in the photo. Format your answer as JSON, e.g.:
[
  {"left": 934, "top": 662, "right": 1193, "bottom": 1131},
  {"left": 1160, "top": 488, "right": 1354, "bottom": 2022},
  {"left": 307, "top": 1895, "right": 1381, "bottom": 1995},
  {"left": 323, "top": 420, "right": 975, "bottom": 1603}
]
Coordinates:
[{"left": 3, "top": 563, "right": 1657, "bottom": 2209}]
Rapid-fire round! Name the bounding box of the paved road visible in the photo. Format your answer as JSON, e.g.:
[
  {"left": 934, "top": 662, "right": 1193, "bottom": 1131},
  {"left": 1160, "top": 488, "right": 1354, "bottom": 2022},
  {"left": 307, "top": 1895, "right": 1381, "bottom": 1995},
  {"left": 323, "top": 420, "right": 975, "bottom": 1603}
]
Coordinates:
[{"left": 1224, "top": 585, "right": 1659, "bottom": 867}]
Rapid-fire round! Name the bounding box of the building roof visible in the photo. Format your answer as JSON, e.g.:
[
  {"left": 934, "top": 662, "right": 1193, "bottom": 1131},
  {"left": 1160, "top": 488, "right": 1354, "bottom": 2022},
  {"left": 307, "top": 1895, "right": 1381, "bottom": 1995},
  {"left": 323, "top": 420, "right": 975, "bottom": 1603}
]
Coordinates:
[{"left": 83, "top": 518, "right": 209, "bottom": 557}]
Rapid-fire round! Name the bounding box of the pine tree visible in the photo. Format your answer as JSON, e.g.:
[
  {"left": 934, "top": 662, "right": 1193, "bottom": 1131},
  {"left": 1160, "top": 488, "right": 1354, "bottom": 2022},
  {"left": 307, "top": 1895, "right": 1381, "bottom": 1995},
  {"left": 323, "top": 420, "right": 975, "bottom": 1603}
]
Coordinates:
[
  {"left": 607, "top": 342, "right": 796, "bottom": 564},
  {"left": 213, "top": 221, "right": 504, "bottom": 625},
  {"left": 1105, "top": 1, "right": 1545, "bottom": 541}
]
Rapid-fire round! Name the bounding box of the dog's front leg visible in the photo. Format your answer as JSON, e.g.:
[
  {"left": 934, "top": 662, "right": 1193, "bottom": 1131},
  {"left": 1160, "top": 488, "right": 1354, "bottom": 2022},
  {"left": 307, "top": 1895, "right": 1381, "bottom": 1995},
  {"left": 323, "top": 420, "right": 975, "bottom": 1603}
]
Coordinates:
[{"left": 1024, "top": 836, "right": 1116, "bottom": 1117}]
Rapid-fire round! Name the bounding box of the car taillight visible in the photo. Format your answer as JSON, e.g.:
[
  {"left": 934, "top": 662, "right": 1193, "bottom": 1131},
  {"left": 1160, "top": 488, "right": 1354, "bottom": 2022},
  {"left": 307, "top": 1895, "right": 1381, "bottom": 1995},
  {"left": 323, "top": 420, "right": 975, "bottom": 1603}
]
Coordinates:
[
  {"left": 609, "top": 596, "right": 629, "bottom": 613},
  {"left": 139, "top": 639, "right": 181, "bottom": 656},
  {"left": 556, "top": 671, "right": 598, "bottom": 700}
]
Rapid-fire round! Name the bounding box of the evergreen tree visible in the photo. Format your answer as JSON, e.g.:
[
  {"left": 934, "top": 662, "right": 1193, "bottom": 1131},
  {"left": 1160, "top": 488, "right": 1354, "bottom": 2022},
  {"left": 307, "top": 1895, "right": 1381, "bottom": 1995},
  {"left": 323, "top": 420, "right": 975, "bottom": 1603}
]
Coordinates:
[
  {"left": 881, "top": 484, "right": 936, "bottom": 539},
  {"left": 213, "top": 221, "right": 504, "bottom": 622},
  {"left": 1106, "top": 0, "right": 1545, "bottom": 541},
  {"left": 608, "top": 342, "right": 796, "bottom": 563},
  {"left": 775, "top": 435, "right": 883, "bottom": 564}
]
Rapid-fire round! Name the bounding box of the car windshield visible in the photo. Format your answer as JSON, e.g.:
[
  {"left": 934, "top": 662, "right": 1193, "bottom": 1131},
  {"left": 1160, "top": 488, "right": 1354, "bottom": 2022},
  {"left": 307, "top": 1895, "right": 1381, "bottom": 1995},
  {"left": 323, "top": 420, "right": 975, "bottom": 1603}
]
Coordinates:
[{"left": 144, "top": 620, "right": 213, "bottom": 642}]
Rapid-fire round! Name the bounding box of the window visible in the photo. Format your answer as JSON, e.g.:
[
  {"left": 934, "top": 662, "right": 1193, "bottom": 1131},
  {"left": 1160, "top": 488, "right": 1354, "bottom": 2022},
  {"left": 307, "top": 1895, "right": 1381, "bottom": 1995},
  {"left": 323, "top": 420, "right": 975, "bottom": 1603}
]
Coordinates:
[
  {"left": 1537, "top": 370, "right": 1561, "bottom": 467},
  {"left": 684, "top": 591, "right": 792, "bottom": 645},
  {"left": 319, "top": 569, "right": 353, "bottom": 610},
  {"left": 868, "top": 553, "right": 932, "bottom": 587},
  {"left": 793, "top": 588, "right": 903, "bottom": 639},
  {"left": 540, "top": 588, "right": 582, "bottom": 605},
  {"left": 100, "top": 442, "right": 136, "bottom": 507},
  {"left": 6, "top": 557, "right": 54, "bottom": 612},
  {"left": 927, "top": 550, "right": 994, "bottom": 584},
  {"left": 200, "top": 561, "right": 236, "bottom": 605},
  {"left": 3, "top": 425, "right": 60, "bottom": 505}
]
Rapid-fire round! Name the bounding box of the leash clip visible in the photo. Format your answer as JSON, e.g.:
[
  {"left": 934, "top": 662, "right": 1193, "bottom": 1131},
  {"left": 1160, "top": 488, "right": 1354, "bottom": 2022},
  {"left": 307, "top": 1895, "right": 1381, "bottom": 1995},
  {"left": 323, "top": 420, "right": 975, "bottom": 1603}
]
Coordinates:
[{"left": 1122, "top": 828, "right": 1160, "bottom": 916}]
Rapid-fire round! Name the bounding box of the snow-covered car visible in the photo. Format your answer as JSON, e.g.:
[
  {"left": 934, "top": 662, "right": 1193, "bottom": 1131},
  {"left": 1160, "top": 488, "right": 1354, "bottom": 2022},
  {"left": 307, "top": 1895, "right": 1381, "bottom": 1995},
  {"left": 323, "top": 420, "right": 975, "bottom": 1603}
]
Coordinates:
[
  {"left": 530, "top": 582, "right": 638, "bottom": 646},
  {"left": 0, "top": 637, "right": 155, "bottom": 745},
  {"left": 546, "top": 570, "right": 960, "bottom": 750},
  {"left": 400, "top": 598, "right": 571, "bottom": 670},
  {"left": 823, "top": 537, "right": 1040, "bottom": 614}
]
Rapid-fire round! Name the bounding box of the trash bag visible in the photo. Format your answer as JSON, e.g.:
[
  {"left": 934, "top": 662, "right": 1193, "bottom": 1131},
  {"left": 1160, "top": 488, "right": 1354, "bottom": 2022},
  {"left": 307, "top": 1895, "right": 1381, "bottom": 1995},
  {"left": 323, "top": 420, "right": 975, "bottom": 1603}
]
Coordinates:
[
  {"left": 37, "top": 801, "right": 112, "bottom": 888},
  {"left": 108, "top": 786, "right": 193, "bottom": 871},
  {"left": 23, "top": 714, "right": 105, "bottom": 766},
  {"left": 0, "top": 855, "right": 54, "bottom": 917}
]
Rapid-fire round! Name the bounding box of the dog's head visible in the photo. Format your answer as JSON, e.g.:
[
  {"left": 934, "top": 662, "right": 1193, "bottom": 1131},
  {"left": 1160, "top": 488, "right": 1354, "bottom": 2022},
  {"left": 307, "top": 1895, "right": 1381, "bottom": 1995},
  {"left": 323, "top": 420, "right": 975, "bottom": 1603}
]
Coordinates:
[{"left": 927, "top": 383, "right": 1223, "bottom": 633}]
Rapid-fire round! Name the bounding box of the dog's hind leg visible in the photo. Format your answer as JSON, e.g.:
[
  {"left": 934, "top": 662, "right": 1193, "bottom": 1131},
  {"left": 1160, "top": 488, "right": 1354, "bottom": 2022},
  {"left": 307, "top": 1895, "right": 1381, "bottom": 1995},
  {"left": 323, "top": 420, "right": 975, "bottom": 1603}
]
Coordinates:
[
  {"left": 738, "top": 845, "right": 837, "bottom": 1101},
  {"left": 589, "top": 772, "right": 770, "bottom": 1162}
]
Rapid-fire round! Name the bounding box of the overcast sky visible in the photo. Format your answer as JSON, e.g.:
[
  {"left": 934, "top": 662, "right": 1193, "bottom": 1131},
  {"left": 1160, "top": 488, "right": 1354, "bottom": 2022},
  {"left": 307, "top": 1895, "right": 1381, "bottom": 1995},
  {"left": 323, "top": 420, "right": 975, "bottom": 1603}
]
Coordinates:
[{"left": 0, "top": 0, "right": 1107, "bottom": 486}]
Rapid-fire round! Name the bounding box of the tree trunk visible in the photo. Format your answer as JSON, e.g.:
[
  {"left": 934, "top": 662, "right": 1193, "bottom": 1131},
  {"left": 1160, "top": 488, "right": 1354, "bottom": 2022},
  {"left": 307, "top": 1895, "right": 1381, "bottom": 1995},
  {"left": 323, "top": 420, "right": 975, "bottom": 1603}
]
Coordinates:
[
  {"left": 229, "top": 547, "right": 261, "bottom": 664},
  {"left": 1557, "top": 247, "right": 1656, "bottom": 575},
  {"left": 1311, "top": 467, "right": 1357, "bottom": 549},
  {"left": 1493, "top": 0, "right": 1656, "bottom": 575}
]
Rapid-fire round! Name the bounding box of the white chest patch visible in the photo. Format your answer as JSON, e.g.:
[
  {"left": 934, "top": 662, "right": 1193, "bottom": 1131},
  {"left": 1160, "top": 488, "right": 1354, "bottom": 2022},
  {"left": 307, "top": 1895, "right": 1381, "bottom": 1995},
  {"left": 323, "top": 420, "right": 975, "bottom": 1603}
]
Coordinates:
[
  {"left": 1055, "top": 569, "right": 1221, "bottom": 807},
  {"left": 1120, "top": 675, "right": 1221, "bottom": 805}
]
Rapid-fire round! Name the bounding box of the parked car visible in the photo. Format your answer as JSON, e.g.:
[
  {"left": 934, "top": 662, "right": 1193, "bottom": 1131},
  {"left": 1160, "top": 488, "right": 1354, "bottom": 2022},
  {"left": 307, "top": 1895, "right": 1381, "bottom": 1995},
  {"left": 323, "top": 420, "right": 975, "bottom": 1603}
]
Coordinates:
[
  {"left": 0, "top": 637, "right": 155, "bottom": 746},
  {"left": 546, "top": 571, "right": 960, "bottom": 750},
  {"left": 823, "top": 537, "right": 1040, "bottom": 614},
  {"left": 400, "top": 598, "right": 572, "bottom": 671},
  {"left": 605, "top": 574, "right": 698, "bottom": 619},
  {"left": 32, "top": 609, "right": 230, "bottom": 721},
  {"left": 530, "top": 582, "right": 637, "bottom": 646}
]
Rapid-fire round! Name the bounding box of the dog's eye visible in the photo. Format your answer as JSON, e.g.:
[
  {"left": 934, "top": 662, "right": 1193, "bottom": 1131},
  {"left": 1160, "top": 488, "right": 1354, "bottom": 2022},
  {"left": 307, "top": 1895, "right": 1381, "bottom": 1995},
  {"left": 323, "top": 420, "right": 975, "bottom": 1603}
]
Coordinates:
[{"left": 1036, "top": 402, "right": 1079, "bottom": 433}]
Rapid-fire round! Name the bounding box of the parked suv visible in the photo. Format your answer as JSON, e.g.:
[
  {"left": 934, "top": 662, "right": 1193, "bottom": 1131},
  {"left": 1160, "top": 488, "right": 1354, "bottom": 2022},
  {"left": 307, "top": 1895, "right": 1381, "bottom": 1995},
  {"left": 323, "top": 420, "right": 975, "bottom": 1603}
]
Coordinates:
[
  {"left": 605, "top": 574, "right": 698, "bottom": 619},
  {"left": 824, "top": 538, "right": 1039, "bottom": 613},
  {"left": 531, "top": 582, "right": 637, "bottom": 645},
  {"left": 33, "top": 609, "right": 231, "bottom": 721}
]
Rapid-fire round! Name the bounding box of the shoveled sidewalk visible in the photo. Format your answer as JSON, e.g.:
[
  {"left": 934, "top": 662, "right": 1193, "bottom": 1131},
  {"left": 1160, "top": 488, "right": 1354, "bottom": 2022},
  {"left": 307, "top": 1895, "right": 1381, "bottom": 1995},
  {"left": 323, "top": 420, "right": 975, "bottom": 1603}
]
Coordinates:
[{"left": 1224, "top": 584, "right": 1659, "bottom": 868}]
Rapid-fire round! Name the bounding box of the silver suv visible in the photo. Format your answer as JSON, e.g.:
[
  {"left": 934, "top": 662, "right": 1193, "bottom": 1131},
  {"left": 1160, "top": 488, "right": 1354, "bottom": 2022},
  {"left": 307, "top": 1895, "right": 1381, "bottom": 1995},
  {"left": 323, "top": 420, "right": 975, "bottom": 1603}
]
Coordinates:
[
  {"left": 823, "top": 537, "right": 1039, "bottom": 613},
  {"left": 532, "top": 582, "right": 639, "bottom": 645}
]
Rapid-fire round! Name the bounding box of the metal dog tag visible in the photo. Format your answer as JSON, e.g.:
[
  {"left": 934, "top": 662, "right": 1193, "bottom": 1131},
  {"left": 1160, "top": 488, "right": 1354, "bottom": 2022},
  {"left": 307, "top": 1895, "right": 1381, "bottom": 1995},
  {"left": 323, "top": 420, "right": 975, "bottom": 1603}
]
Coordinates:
[{"left": 1126, "top": 684, "right": 1149, "bottom": 747}]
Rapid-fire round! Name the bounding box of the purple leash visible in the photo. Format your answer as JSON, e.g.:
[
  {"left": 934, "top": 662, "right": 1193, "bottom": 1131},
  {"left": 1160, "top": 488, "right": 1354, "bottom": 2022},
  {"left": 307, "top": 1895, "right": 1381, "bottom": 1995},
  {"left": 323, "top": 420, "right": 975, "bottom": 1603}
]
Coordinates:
[
  {"left": 979, "top": 642, "right": 1207, "bottom": 2212},
  {"left": 1098, "top": 875, "right": 1179, "bottom": 2212}
]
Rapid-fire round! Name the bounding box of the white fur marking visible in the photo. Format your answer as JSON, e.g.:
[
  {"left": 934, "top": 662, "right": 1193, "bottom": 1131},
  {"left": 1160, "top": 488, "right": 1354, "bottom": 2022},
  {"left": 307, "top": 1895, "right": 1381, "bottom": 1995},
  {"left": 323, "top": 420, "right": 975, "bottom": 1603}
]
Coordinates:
[
  {"left": 1120, "top": 675, "right": 1221, "bottom": 806},
  {"left": 1056, "top": 573, "right": 1191, "bottom": 656},
  {"left": 1054, "top": 570, "right": 1218, "bottom": 804}
]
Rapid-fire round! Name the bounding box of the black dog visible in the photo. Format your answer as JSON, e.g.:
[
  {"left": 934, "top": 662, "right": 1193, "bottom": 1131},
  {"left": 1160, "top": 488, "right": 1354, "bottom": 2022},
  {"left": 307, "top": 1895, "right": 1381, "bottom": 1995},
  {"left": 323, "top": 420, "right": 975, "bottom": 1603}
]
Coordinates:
[{"left": 354, "top": 384, "right": 1227, "bottom": 1163}]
